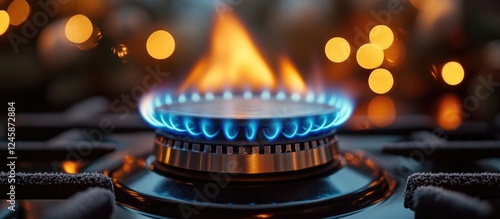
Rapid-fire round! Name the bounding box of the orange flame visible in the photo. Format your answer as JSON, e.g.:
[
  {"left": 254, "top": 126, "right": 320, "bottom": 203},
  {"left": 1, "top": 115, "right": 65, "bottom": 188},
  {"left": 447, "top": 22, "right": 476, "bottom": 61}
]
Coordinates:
[
  {"left": 279, "top": 56, "right": 306, "bottom": 94},
  {"left": 179, "top": 13, "right": 307, "bottom": 94},
  {"left": 179, "top": 13, "right": 275, "bottom": 93}
]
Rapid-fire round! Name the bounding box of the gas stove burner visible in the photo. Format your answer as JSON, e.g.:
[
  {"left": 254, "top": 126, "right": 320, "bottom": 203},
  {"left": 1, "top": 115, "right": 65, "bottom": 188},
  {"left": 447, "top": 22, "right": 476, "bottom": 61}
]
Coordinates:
[
  {"left": 144, "top": 92, "right": 352, "bottom": 177},
  {"left": 105, "top": 91, "right": 395, "bottom": 218}
]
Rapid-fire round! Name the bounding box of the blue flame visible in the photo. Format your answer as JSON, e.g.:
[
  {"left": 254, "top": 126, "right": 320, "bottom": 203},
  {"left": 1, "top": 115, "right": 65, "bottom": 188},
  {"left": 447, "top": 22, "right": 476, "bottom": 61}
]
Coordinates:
[
  {"left": 168, "top": 115, "right": 186, "bottom": 132},
  {"left": 164, "top": 94, "right": 173, "bottom": 105},
  {"left": 140, "top": 93, "right": 162, "bottom": 127},
  {"left": 276, "top": 91, "right": 286, "bottom": 101},
  {"left": 263, "top": 120, "right": 282, "bottom": 140},
  {"left": 201, "top": 119, "right": 219, "bottom": 138},
  {"left": 222, "top": 120, "right": 239, "bottom": 140},
  {"left": 243, "top": 91, "right": 253, "bottom": 99},
  {"left": 191, "top": 92, "right": 201, "bottom": 102},
  {"left": 139, "top": 91, "right": 353, "bottom": 141},
  {"left": 282, "top": 120, "right": 299, "bottom": 138},
  {"left": 261, "top": 90, "right": 271, "bottom": 100},
  {"left": 185, "top": 119, "right": 202, "bottom": 136},
  {"left": 305, "top": 92, "right": 315, "bottom": 103},
  {"left": 297, "top": 118, "right": 313, "bottom": 136},
  {"left": 291, "top": 92, "right": 301, "bottom": 101},
  {"left": 245, "top": 121, "right": 257, "bottom": 140},
  {"left": 223, "top": 91, "right": 233, "bottom": 100},
  {"left": 205, "top": 92, "right": 215, "bottom": 101},
  {"left": 178, "top": 94, "right": 187, "bottom": 103},
  {"left": 311, "top": 115, "right": 327, "bottom": 132},
  {"left": 317, "top": 93, "right": 326, "bottom": 104}
]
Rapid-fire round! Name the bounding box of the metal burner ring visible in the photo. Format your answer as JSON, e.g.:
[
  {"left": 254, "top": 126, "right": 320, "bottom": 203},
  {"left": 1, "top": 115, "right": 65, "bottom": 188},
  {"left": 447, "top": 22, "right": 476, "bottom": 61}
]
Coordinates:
[{"left": 154, "top": 131, "right": 340, "bottom": 175}]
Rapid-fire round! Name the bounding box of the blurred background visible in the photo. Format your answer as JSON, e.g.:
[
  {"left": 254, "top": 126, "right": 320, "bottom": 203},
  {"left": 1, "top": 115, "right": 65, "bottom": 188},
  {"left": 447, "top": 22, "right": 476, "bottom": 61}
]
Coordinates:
[{"left": 1, "top": 0, "right": 500, "bottom": 134}]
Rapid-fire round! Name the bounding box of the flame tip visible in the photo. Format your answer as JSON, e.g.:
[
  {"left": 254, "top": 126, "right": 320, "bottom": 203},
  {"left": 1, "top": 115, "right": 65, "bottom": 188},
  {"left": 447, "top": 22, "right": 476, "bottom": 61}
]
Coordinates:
[{"left": 178, "top": 12, "right": 311, "bottom": 95}]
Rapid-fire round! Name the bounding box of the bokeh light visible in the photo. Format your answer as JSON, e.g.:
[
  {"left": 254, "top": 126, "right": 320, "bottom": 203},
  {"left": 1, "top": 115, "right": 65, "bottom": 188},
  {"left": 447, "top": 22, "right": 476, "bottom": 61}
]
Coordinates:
[
  {"left": 486, "top": 40, "right": 500, "bottom": 70},
  {"left": 75, "top": 28, "right": 102, "bottom": 50},
  {"left": 7, "top": 0, "right": 30, "bottom": 26},
  {"left": 437, "top": 94, "right": 462, "bottom": 130},
  {"left": 112, "top": 44, "right": 129, "bottom": 63},
  {"left": 384, "top": 36, "right": 406, "bottom": 66},
  {"left": 65, "top": 14, "right": 94, "bottom": 44},
  {"left": 369, "top": 25, "right": 394, "bottom": 50},
  {"left": 146, "top": 30, "right": 175, "bottom": 60},
  {"left": 325, "top": 37, "right": 350, "bottom": 63},
  {"left": 38, "top": 19, "right": 79, "bottom": 70},
  {"left": 0, "top": 10, "right": 9, "bottom": 36},
  {"left": 410, "top": 0, "right": 435, "bottom": 11},
  {"left": 368, "top": 68, "right": 394, "bottom": 94},
  {"left": 356, "top": 44, "right": 384, "bottom": 69},
  {"left": 102, "top": 6, "right": 152, "bottom": 40},
  {"left": 441, "top": 61, "right": 464, "bottom": 86},
  {"left": 367, "top": 96, "right": 396, "bottom": 127},
  {"left": 62, "top": 161, "right": 79, "bottom": 174}
]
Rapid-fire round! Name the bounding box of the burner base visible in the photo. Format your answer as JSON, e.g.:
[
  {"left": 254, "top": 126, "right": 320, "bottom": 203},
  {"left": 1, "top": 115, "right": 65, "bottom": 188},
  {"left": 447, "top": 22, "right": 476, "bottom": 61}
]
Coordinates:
[
  {"left": 109, "top": 151, "right": 396, "bottom": 218},
  {"left": 152, "top": 159, "right": 343, "bottom": 183},
  {"left": 154, "top": 131, "right": 342, "bottom": 179}
]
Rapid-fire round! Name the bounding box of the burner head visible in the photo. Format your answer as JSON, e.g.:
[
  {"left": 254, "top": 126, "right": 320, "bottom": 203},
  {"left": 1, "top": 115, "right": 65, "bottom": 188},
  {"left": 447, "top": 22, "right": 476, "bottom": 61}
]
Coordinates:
[
  {"left": 140, "top": 92, "right": 352, "bottom": 178},
  {"left": 140, "top": 91, "right": 353, "bottom": 141}
]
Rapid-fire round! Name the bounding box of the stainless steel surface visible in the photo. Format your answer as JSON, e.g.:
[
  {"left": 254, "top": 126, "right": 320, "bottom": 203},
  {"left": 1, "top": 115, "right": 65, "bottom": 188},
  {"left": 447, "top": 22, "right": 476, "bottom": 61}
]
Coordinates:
[
  {"left": 155, "top": 132, "right": 340, "bottom": 174},
  {"left": 157, "top": 97, "right": 336, "bottom": 119}
]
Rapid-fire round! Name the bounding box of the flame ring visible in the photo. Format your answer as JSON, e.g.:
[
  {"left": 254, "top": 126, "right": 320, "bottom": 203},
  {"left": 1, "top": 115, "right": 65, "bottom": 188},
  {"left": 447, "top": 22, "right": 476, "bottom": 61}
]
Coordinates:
[{"left": 140, "top": 91, "right": 353, "bottom": 141}]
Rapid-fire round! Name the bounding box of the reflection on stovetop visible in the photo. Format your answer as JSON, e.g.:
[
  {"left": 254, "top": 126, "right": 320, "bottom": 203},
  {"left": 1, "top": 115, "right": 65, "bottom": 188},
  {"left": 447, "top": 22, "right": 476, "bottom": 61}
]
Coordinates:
[{"left": 1, "top": 109, "right": 500, "bottom": 218}]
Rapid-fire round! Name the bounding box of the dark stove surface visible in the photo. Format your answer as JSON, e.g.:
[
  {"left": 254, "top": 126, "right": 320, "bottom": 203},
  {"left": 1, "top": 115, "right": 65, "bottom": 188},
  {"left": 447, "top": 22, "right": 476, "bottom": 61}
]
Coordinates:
[{"left": 2, "top": 107, "right": 500, "bottom": 219}]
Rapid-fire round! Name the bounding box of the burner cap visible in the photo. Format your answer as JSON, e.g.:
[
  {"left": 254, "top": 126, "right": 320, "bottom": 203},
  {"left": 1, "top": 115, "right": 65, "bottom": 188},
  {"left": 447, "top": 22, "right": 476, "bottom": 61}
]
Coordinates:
[{"left": 159, "top": 97, "right": 334, "bottom": 119}]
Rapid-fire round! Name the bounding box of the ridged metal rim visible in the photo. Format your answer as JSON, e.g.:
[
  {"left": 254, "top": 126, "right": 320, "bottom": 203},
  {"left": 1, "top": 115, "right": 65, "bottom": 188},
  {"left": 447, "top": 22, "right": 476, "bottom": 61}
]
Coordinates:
[
  {"left": 109, "top": 151, "right": 396, "bottom": 219},
  {"left": 154, "top": 131, "right": 339, "bottom": 174}
]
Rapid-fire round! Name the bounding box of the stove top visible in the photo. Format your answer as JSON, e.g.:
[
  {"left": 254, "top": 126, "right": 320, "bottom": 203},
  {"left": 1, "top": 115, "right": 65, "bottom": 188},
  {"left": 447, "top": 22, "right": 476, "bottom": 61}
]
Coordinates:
[
  {"left": 2, "top": 0, "right": 500, "bottom": 218},
  {"left": 1, "top": 98, "right": 499, "bottom": 219}
]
